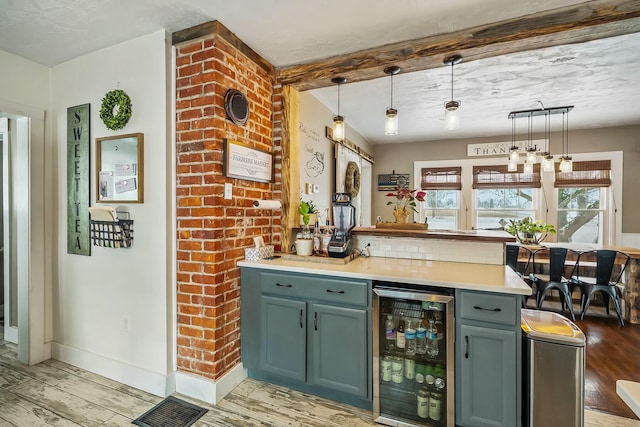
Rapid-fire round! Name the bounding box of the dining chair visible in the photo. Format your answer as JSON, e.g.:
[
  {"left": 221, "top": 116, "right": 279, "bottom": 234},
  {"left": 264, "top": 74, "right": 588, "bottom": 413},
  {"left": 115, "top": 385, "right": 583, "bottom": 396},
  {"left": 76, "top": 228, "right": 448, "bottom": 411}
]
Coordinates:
[
  {"left": 505, "top": 244, "right": 534, "bottom": 308},
  {"left": 572, "top": 249, "right": 630, "bottom": 326},
  {"left": 529, "top": 246, "right": 578, "bottom": 320}
]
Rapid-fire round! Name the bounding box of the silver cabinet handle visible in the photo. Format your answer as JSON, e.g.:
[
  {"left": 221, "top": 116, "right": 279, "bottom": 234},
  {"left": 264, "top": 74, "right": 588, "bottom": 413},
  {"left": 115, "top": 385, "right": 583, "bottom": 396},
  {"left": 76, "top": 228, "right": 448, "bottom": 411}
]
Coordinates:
[{"left": 326, "top": 289, "right": 345, "bottom": 294}]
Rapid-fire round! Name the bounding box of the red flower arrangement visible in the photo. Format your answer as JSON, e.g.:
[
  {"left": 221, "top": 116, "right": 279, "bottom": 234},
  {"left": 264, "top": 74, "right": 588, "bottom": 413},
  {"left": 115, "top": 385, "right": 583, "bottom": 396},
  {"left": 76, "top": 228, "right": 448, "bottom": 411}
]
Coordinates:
[{"left": 386, "top": 187, "right": 426, "bottom": 213}]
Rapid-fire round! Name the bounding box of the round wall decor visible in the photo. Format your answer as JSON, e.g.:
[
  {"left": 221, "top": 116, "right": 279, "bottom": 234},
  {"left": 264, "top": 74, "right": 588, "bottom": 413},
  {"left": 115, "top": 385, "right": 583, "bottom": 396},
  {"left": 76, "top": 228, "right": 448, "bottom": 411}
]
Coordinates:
[
  {"left": 224, "top": 89, "right": 249, "bottom": 126},
  {"left": 345, "top": 161, "right": 361, "bottom": 199},
  {"left": 99, "top": 89, "right": 132, "bottom": 130}
]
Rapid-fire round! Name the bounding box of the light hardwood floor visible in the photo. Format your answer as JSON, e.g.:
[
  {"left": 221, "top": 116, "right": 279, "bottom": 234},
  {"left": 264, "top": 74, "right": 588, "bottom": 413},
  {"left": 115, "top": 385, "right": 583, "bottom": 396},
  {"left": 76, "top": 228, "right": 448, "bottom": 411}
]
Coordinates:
[{"left": 1, "top": 324, "right": 639, "bottom": 427}]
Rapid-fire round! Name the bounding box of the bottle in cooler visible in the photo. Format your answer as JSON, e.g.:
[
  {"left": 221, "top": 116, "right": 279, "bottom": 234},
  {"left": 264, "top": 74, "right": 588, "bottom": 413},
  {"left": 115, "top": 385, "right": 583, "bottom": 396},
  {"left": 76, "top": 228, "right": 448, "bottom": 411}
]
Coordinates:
[{"left": 384, "top": 314, "right": 396, "bottom": 351}]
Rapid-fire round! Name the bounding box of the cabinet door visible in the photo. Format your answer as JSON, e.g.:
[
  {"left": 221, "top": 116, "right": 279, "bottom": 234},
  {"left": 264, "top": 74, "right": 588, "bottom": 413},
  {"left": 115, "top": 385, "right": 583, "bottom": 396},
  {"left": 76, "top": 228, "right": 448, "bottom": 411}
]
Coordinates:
[
  {"left": 458, "top": 324, "right": 517, "bottom": 427},
  {"left": 310, "top": 303, "right": 368, "bottom": 398},
  {"left": 259, "top": 296, "right": 307, "bottom": 381}
]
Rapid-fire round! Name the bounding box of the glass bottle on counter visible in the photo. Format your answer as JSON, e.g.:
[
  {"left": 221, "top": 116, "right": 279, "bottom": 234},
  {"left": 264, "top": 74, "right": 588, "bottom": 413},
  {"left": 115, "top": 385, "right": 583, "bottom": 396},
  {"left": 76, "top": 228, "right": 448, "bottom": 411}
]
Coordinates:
[
  {"left": 313, "top": 219, "right": 321, "bottom": 255},
  {"left": 321, "top": 219, "right": 332, "bottom": 256}
]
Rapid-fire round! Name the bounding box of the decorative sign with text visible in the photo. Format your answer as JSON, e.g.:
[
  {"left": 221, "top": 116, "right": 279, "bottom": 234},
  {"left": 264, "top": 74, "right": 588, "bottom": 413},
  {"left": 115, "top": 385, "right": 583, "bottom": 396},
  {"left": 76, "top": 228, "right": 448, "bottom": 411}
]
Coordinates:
[
  {"left": 467, "top": 140, "right": 545, "bottom": 157},
  {"left": 67, "top": 104, "right": 91, "bottom": 255},
  {"left": 223, "top": 139, "right": 273, "bottom": 183}
]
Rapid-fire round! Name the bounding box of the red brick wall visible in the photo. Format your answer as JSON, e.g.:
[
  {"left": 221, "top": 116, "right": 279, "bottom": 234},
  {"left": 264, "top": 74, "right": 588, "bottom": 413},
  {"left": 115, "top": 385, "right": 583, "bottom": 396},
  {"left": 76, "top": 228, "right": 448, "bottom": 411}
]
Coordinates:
[{"left": 174, "top": 35, "right": 278, "bottom": 380}]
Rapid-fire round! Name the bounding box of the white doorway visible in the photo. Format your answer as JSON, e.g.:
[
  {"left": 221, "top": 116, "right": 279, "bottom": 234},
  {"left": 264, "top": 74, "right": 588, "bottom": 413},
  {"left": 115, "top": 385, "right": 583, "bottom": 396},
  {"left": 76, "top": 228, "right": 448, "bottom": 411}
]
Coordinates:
[{"left": 0, "top": 106, "right": 47, "bottom": 365}]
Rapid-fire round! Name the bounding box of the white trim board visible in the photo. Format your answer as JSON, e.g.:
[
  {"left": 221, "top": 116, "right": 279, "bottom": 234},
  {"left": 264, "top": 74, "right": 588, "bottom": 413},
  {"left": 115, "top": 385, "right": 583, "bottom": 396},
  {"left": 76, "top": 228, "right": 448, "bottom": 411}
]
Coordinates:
[
  {"left": 617, "top": 380, "right": 640, "bottom": 419},
  {"left": 175, "top": 363, "right": 247, "bottom": 405},
  {"left": 52, "top": 342, "right": 170, "bottom": 397},
  {"left": 52, "top": 342, "right": 247, "bottom": 405}
]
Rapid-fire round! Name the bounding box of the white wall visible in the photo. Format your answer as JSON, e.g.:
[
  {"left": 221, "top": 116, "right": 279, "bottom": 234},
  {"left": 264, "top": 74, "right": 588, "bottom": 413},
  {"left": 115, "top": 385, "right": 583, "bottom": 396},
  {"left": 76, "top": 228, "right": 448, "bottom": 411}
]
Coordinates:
[
  {"left": 50, "top": 30, "right": 173, "bottom": 395},
  {"left": 299, "top": 91, "right": 373, "bottom": 225}
]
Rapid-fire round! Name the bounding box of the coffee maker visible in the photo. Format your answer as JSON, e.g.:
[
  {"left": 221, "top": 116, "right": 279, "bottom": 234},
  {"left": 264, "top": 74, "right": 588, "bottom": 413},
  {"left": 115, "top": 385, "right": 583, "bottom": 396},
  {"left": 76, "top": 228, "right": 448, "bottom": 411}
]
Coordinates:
[{"left": 328, "top": 193, "right": 356, "bottom": 258}]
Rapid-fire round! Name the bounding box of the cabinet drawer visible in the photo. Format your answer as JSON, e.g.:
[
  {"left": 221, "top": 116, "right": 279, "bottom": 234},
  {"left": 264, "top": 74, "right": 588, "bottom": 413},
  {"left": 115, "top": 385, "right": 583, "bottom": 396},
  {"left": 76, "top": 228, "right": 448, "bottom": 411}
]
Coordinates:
[
  {"left": 459, "top": 291, "right": 518, "bottom": 326},
  {"left": 260, "top": 272, "right": 368, "bottom": 306}
]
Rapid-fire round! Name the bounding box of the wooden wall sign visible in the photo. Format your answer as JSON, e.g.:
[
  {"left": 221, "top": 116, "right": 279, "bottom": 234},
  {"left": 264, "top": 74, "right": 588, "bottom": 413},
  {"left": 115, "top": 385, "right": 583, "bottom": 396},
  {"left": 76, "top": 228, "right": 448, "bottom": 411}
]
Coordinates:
[{"left": 67, "top": 104, "right": 91, "bottom": 255}]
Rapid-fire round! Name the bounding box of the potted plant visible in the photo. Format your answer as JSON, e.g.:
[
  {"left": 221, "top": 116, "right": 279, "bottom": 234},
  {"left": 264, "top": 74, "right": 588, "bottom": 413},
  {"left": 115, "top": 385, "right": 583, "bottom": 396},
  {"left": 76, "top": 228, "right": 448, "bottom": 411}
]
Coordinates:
[
  {"left": 298, "top": 198, "right": 317, "bottom": 237},
  {"left": 504, "top": 217, "right": 556, "bottom": 245},
  {"left": 385, "top": 187, "right": 426, "bottom": 223}
]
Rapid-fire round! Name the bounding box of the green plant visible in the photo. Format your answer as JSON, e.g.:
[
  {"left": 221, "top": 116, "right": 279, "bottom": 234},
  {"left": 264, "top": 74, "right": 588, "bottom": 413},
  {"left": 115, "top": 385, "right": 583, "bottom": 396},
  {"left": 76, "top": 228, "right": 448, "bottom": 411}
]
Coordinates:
[
  {"left": 504, "top": 217, "right": 556, "bottom": 244},
  {"left": 298, "top": 198, "right": 317, "bottom": 225}
]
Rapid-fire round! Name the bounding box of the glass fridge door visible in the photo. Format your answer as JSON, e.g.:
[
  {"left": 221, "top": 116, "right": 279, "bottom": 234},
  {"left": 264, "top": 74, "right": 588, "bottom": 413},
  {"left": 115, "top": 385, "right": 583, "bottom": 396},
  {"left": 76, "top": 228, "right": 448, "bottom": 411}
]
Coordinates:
[{"left": 373, "top": 286, "right": 455, "bottom": 427}]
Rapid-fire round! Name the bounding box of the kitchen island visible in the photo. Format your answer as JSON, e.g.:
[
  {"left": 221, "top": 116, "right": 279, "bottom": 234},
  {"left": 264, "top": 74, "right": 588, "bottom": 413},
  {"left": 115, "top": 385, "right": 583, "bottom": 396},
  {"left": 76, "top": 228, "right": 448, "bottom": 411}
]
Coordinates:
[{"left": 239, "top": 256, "right": 531, "bottom": 427}]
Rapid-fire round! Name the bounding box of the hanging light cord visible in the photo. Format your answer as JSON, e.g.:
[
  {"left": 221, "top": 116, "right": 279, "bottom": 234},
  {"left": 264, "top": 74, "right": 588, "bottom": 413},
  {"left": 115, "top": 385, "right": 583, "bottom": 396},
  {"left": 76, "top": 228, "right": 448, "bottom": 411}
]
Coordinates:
[
  {"left": 390, "top": 73, "right": 394, "bottom": 109},
  {"left": 337, "top": 82, "right": 341, "bottom": 116},
  {"left": 450, "top": 61, "right": 455, "bottom": 101}
]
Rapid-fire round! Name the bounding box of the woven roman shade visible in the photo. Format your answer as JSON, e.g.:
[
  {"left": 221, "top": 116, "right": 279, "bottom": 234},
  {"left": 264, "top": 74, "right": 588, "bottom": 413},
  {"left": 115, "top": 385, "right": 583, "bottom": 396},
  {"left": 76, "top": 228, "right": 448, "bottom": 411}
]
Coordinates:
[
  {"left": 554, "top": 160, "right": 611, "bottom": 187},
  {"left": 421, "top": 167, "right": 462, "bottom": 190},
  {"left": 472, "top": 164, "right": 541, "bottom": 189}
]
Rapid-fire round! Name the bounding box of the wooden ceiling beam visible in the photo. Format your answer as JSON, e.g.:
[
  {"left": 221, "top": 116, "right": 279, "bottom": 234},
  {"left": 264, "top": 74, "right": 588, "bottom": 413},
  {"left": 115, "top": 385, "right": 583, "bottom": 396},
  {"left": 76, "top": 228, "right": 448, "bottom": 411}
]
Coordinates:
[{"left": 278, "top": 0, "right": 640, "bottom": 91}]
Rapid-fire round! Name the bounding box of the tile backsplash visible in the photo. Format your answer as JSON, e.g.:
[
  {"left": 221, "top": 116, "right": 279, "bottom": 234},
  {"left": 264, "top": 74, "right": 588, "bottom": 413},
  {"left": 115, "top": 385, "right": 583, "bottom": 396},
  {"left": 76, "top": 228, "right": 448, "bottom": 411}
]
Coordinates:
[{"left": 353, "top": 235, "right": 503, "bottom": 265}]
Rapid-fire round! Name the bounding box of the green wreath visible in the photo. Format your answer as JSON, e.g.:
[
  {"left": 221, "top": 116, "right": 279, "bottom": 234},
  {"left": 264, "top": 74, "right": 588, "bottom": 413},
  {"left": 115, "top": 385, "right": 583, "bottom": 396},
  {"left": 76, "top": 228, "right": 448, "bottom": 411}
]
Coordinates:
[{"left": 100, "top": 89, "right": 132, "bottom": 130}]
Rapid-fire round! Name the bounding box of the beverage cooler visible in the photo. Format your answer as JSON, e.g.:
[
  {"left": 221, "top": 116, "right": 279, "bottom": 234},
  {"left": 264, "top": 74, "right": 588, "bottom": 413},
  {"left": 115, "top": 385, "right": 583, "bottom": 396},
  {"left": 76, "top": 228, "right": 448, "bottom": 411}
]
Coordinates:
[{"left": 373, "top": 283, "right": 455, "bottom": 427}]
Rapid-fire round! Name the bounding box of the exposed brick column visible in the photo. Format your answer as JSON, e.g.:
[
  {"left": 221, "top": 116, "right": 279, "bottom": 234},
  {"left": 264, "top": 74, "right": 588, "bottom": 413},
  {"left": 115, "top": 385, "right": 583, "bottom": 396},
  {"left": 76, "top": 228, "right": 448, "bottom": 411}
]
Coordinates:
[{"left": 174, "top": 33, "right": 276, "bottom": 380}]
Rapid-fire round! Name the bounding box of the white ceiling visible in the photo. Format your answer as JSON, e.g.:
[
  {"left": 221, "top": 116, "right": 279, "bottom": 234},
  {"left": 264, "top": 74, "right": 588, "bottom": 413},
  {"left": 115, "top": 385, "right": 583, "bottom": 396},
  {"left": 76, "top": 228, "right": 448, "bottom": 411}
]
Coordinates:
[{"left": 2, "top": 0, "right": 639, "bottom": 144}]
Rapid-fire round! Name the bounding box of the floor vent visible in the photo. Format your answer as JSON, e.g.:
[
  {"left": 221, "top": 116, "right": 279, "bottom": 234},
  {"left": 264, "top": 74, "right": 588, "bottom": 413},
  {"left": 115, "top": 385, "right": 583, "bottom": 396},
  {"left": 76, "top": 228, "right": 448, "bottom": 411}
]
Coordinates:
[{"left": 133, "top": 396, "right": 208, "bottom": 427}]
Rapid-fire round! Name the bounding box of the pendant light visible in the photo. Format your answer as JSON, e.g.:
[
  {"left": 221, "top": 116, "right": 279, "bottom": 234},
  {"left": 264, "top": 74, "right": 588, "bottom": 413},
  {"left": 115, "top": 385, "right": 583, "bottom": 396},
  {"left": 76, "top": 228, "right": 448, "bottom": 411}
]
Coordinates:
[
  {"left": 443, "top": 55, "right": 462, "bottom": 130},
  {"left": 508, "top": 113, "right": 519, "bottom": 171},
  {"left": 523, "top": 114, "right": 537, "bottom": 174},
  {"left": 542, "top": 111, "right": 554, "bottom": 172},
  {"left": 331, "top": 77, "right": 347, "bottom": 140},
  {"left": 384, "top": 66, "right": 400, "bottom": 135},
  {"left": 559, "top": 110, "right": 573, "bottom": 172},
  {"left": 525, "top": 114, "right": 538, "bottom": 165}
]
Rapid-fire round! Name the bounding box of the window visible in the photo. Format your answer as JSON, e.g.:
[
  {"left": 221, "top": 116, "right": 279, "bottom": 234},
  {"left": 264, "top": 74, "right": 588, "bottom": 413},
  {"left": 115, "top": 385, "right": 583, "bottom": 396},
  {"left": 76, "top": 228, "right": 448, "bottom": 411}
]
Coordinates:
[
  {"left": 413, "top": 152, "right": 622, "bottom": 245},
  {"left": 421, "top": 167, "right": 461, "bottom": 229},
  {"left": 473, "top": 164, "right": 540, "bottom": 229},
  {"left": 555, "top": 160, "right": 611, "bottom": 244},
  {"left": 425, "top": 190, "right": 458, "bottom": 229},
  {"left": 557, "top": 188, "right": 604, "bottom": 243}
]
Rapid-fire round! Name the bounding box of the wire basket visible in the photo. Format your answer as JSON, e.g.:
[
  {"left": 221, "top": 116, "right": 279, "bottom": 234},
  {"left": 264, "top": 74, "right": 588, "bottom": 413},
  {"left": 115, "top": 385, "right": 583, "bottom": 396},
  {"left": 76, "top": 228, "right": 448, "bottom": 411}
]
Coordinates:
[{"left": 89, "top": 219, "right": 134, "bottom": 248}]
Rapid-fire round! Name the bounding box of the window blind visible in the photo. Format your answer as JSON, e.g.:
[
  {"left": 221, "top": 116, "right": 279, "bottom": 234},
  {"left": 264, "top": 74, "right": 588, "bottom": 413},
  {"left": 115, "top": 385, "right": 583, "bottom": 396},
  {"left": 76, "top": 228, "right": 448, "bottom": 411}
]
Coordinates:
[
  {"left": 554, "top": 160, "right": 611, "bottom": 187},
  {"left": 472, "top": 164, "right": 541, "bottom": 189},
  {"left": 421, "top": 166, "right": 462, "bottom": 190}
]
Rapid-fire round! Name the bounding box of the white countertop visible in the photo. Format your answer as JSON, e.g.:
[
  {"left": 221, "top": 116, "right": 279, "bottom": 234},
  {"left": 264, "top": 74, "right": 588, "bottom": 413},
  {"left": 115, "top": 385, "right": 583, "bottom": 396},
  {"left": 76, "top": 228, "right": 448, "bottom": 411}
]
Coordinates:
[{"left": 238, "top": 256, "right": 532, "bottom": 296}]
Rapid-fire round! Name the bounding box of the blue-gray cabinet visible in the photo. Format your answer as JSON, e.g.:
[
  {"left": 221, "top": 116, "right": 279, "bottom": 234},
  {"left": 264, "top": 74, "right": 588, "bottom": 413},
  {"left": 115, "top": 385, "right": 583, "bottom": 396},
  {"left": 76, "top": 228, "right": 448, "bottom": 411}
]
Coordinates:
[
  {"left": 455, "top": 290, "right": 522, "bottom": 427},
  {"left": 241, "top": 268, "right": 372, "bottom": 410}
]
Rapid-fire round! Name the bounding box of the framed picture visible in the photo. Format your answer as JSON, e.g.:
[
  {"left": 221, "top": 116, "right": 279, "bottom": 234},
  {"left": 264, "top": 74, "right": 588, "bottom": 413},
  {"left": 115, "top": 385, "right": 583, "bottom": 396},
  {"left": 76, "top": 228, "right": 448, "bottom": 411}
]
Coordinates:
[
  {"left": 96, "top": 133, "right": 144, "bottom": 203},
  {"left": 378, "top": 173, "right": 409, "bottom": 191},
  {"left": 223, "top": 139, "right": 272, "bottom": 183}
]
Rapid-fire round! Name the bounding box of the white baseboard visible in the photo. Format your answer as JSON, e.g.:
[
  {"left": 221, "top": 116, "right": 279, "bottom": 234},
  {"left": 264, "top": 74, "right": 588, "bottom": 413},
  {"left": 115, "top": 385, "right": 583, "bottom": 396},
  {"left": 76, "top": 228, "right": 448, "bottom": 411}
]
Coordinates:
[
  {"left": 51, "top": 342, "right": 247, "bottom": 405},
  {"left": 51, "top": 342, "right": 170, "bottom": 397},
  {"left": 175, "top": 363, "right": 247, "bottom": 405},
  {"left": 4, "top": 325, "right": 17, "bottom": 343}
]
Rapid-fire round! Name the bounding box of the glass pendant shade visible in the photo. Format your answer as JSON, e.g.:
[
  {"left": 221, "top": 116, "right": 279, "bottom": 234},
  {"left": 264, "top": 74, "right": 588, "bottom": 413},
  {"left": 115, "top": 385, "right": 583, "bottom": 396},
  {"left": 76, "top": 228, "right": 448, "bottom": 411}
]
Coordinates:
[
  {"left": 507, "top": 159, "right": 518, "bottom": 172},
  {"left": 445, "top": 101, "right": 460, "bottom": 130},
  {"left": 560, "top": 156, "right": 573, "bottom": 172},
  {"left": 523, "top": 161, "right": 534, "bottom": 174},
  {"left": 333, "top": 115, "right": 345, "bottom": 140},
  {"left": 509, "top": 147, "right": 520, "bottom": 162},
  {"left": 385, "top": 108, "right": 398, "bottom": 135},
  {"left": 526, "top": 149, "right": 537, "bottom": 164},
  {"left": 543, "top": 154, "right": 554, "bottom": 172}
]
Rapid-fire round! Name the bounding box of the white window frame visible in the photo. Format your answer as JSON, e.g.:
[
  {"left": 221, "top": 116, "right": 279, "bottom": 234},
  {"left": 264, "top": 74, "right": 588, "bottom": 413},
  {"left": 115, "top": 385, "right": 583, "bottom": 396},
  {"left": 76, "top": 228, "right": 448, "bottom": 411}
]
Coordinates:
[{"left": 414, "top": 151, "right": 623, "bottom": 246}]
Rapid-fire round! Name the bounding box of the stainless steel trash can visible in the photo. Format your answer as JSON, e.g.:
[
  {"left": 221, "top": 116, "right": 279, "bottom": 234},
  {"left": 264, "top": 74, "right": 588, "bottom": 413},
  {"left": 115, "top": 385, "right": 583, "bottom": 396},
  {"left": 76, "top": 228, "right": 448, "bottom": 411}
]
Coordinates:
[{"left": 521, "top": 309, "right": 586, "bottom": 427}]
